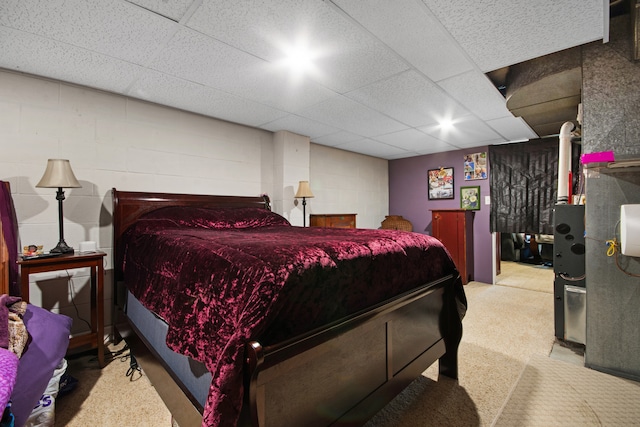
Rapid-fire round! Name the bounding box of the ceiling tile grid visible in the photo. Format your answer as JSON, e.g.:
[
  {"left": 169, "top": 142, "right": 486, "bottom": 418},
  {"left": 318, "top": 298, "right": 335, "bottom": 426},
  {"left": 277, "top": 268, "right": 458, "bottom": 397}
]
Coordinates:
[
  {"left": 419, "top": 115, "right": 504, "bottom": 147},
  {"left": 129, "top": 69, "right": 290, "bottom": 127},
  {"left": 373, "top": 128, "right": 457, "bottom": 154},
  {"left": 298, "top": 95, "right": 408, "bottom": 138},
  {"left": 125, "top": 0, "right": 195, "bottom": 22},
  {"left": 437, "top": 70, "right": 513, "bottom": 122},
  {"left": 0, "top": 27, "right": 144, "bottom": 94},
  {"left": 345, "top": 70, "right": 470, "bottom": 128},
  {"left": 311, "top": 131, "right": 364, "bottom": 147},
  {"left": 421, "top": 0, "right": 605, "bottom": 72},
  {"left": 260, "top": 114, "right": 339, "bottom": 140},
  {"left": 337, "top": 138, "right": 412, "bottom": 159},
  {"left": 185, "top": 0, "right": 411, "bottom": 93},
  {"left": 147, "top": 27, "right": 338, "bottom": 112},
  {"left": 331, "top": 0, "right": 474, "bottom": 82},
  {"left": 486, "top": 116, "right": 538, "bottom": 142},
  {"left": 1, "top": 0, "right": 177, "bottom": 66},
  {"left": 0, "top": 0, "right": 607, "bottom": 159}
]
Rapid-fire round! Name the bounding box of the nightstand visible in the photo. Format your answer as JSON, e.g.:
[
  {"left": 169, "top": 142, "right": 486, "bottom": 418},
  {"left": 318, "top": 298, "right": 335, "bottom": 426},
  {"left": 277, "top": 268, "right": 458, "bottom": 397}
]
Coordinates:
[{"left": 18, "top": 251, "right": 107, "bottom": 368}]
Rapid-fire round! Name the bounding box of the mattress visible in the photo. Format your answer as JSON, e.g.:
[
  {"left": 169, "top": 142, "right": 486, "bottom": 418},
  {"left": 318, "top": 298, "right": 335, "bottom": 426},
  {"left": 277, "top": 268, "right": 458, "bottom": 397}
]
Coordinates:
[{"left": 125, "top": 290, "right": 211, "bottom": 409}]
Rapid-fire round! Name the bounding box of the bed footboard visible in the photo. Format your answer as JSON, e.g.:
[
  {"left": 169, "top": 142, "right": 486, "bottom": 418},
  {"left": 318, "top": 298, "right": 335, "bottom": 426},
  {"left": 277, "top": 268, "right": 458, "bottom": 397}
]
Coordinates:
[{"left": 242, "top": 274, "right": 459, "bottom": 427}]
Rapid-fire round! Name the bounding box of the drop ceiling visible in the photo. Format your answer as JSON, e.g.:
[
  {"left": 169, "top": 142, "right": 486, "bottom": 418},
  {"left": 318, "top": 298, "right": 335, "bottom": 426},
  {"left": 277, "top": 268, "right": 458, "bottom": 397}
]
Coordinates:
[{"left": 0, "top": 0, "right": 606, "bottom": 159}]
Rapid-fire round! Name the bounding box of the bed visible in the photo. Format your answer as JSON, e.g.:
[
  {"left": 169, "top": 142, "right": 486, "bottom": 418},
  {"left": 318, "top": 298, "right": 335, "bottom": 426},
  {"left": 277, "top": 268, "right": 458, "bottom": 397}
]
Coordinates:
[{"left": 112, "top": 189, "right": 467, "bottom": 427}]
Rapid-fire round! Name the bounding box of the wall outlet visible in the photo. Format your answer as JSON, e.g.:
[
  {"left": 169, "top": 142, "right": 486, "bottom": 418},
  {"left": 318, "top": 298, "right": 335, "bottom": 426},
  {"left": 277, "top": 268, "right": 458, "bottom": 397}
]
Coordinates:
[{"left": 485, "top": 196, "right": 491, "bottom": 205}]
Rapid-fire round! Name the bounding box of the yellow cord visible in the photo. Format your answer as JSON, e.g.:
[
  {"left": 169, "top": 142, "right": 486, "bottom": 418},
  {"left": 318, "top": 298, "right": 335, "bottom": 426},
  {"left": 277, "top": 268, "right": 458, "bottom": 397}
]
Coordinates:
[{"left": 606, "top": 238, "right": 618, "bottom": 257}]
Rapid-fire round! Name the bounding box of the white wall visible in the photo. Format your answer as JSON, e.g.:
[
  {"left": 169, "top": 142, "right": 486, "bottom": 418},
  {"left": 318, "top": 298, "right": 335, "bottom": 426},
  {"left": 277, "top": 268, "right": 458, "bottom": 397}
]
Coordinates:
[
  {"left": 0, "top": 69, "right": 389, "bottom": 340},
  {"left": 310, "top": 144, "right": 388, "bottom": 229}
]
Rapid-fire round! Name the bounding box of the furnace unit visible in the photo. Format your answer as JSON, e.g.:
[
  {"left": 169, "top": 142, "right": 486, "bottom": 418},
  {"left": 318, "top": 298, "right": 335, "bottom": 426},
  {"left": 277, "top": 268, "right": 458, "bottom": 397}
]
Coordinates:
[{"left": 553, "top": 204, "right": 586, "bottom": 344}]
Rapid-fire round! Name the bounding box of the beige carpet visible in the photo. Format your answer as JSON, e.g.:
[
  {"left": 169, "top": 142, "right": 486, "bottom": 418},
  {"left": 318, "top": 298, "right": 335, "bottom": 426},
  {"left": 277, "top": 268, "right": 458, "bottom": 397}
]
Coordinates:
[
  {"left": 55, "top": 341, "right": 172, "bottom": 426},
  {"left": 366, "top": 280, "right": 556, "bottom": 427},
  {"left": 53, "top": 263, "right": 612, "bottom": 426},
  {"left": 493, "top": 353, "right": 640, "bottom": 426},
  {"left": 496, "top": 261, "right": 554, "bottom": 294}
]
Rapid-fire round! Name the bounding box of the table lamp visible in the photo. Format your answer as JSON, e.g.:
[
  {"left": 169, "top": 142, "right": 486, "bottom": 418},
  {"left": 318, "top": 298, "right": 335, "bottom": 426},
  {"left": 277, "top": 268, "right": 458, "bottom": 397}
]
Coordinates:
[
  {"left": 36, "top": 159, "right": 81, "bottom": 254},
  {"left": 294, "top": 181, "right": 314, "bottom": 227}
]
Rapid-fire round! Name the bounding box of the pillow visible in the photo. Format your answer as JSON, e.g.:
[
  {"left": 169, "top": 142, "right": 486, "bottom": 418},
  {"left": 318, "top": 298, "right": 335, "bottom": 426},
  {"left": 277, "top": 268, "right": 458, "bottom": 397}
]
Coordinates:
[
  {"left": 0, "top": 348, "right": 18, "bottom": 410},
  {"left": 139, "top": 206, "right": 291, "bottom": 230},
  {"left": 10, "top": 305, "right": 72, "bottom": 427}
]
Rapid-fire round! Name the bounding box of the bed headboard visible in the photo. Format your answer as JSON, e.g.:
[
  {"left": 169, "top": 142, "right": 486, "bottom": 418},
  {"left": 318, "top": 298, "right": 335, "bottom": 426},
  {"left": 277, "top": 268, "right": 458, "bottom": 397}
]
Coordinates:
[{"left": 112, "top": 188, "right": 271, "bottom": 278}]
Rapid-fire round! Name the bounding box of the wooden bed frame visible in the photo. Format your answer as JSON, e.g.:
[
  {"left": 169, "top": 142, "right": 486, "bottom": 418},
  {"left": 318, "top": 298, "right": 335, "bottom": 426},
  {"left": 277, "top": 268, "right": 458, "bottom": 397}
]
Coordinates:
[{"left": 111, "top": 189, "right": 463, "bottom": 427}]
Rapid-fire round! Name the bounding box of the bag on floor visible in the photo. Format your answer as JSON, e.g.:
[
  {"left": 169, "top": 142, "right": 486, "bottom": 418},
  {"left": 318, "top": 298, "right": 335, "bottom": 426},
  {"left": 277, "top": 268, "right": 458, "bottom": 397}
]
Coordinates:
[{"left": 25, "top": 359, "right": 67, "bottom": 427}]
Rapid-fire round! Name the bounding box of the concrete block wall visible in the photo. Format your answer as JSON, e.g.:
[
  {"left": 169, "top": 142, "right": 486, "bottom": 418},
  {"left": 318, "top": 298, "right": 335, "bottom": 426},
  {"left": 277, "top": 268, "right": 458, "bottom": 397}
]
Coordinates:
[
  {"left": 1, "top": 69, "right": 390, "bottom": 340},
  {"left": 310, "top": 143, "right": 388, "bottom": 229},
  {"left": 0, "top": 69, "right": 273, "bottom": 337}
]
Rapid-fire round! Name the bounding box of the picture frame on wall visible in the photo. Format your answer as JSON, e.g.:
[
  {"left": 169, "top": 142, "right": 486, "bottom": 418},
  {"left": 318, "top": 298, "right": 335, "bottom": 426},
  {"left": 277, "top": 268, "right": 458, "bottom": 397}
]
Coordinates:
[
  {"left": 464, "top": 152, "right": 488, "bottom": 180},
  {"left": 428, "top": 167, "right": 454, "bottom": 200},
  {"left": 460, "top": 186, "right": 481, "bottom": 210}
]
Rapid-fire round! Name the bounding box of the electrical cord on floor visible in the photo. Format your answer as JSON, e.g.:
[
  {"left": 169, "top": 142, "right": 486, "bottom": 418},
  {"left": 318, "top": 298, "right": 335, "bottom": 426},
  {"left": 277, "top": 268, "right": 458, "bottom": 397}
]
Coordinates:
[
  {"left": 84, "top": 342, "right": 132, "bottom": 365},
  {"left": 126, "top": 353, "right": 142, "bottom": 381}
]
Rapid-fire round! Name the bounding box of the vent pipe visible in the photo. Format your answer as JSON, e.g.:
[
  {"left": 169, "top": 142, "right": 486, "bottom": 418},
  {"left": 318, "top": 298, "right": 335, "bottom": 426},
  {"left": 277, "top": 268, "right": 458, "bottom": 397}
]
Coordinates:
[{"left": 557, "top": 121, "right": 575, "bottom": 204}]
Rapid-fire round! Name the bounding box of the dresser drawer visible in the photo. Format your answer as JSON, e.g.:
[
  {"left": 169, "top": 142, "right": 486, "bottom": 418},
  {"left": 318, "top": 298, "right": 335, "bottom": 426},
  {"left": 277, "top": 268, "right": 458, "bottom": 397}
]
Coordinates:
[{"left": 310, "top": 214, "right": 356, "bottom": 229}]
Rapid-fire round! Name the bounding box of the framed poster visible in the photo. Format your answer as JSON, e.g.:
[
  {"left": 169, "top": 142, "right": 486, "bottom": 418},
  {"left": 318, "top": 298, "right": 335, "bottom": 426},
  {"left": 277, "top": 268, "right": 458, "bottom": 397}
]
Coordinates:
[
  {"left": 464, "top": 152, "right": 488, "bottom": 180},
  {"left": 428, "top": 167, "right": 454, "bottom": 200},
  {"left": 460, "top": 186, "right": 480, "bottom": 210}
]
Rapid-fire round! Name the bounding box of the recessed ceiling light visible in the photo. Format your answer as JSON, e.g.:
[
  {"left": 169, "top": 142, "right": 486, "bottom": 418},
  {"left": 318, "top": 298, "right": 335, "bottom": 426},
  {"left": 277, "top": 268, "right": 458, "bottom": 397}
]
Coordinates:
[
  {"left": 438, "top": 118, "right": 455, "bottom": 131},
  {"left": 274, "top": 35, "right": 323, "bottom": 82},
  {"left": 284, "top": 42, "right": 314, "bottom": 73}
]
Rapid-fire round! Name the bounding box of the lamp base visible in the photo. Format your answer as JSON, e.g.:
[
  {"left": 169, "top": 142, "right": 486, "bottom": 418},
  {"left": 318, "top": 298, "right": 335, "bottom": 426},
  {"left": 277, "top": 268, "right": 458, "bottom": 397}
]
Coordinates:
[{"left": 50, "top": 240, "right": 74, "bottom": 254}]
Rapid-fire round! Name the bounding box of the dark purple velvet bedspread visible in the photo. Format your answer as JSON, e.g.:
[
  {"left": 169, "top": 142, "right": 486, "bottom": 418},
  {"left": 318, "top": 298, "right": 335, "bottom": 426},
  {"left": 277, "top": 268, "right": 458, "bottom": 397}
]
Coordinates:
[{"left": 120, "top": 207, "right": 462, "bottom": 427}]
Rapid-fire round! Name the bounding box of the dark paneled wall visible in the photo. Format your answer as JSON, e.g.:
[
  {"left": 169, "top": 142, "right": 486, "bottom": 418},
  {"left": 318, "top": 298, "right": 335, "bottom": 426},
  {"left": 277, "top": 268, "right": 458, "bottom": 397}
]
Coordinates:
[{"left": 582, "top": 14, "right": 640, "bottom": 380}]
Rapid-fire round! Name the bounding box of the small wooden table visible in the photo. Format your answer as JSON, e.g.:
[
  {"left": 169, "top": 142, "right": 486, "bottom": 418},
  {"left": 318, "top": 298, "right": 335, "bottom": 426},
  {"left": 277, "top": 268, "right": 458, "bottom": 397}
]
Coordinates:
[{"left": 18, "top": 251, "right": 107, "bottom": 367}]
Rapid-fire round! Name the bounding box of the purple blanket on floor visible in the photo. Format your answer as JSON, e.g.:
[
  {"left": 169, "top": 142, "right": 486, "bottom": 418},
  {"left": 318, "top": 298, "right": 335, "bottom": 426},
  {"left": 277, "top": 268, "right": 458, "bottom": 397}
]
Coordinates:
[{"left": 120, "top": 206, "right": 461, "bottom": 427}]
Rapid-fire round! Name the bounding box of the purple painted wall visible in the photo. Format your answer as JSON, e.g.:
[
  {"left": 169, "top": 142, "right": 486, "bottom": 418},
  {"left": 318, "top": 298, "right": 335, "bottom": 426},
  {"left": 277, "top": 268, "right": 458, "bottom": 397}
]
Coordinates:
[{"left": 389, "top": 146, "right": 492, "bottom": 284}]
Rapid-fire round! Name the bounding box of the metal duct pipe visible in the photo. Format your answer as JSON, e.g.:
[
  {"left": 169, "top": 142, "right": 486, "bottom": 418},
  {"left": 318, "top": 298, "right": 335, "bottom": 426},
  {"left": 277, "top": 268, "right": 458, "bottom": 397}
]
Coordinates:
[{"left": 557, "top": 121, "right": 575, "bottom": 204}]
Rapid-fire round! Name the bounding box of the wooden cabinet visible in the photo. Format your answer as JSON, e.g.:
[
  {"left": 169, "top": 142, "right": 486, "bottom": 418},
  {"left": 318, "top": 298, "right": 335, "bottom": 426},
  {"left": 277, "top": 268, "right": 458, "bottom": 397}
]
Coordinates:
[
  {"left": 310, "top": 214, "right": 356, "bottom": 229},
  {"left": 431, "top": 209, "right": 474, "bottom": 285}
]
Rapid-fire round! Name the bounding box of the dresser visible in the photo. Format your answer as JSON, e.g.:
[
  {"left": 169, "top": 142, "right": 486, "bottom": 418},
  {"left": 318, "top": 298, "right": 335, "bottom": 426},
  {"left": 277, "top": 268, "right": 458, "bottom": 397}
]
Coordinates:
[
  {"left": 309, "top": 214, "right": 356, "bottom": 229},
  {"left": 431, "top": 209, "right": 474, "bottom": 284}
]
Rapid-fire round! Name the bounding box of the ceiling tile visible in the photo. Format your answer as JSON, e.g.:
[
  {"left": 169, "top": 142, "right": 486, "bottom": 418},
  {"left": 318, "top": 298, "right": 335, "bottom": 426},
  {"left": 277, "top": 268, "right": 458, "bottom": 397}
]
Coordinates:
[
  {"left": 337, "top": 138, "right": 411, "bottom": 159},
  {"left": 373, "top": 128, "right": 454, "bottom": 153},
  {"left": 124, "top": 0, "right": 195, "bottom": 22},
  {"left": 260, "top": 115, "right": 339, "bottom": 139},
  {"left": 419, "top": 115, "right": 505, "bottom": 146},
  {"left": 0, "top": 27, "right": 143, "bottom": 94},
  {"left": 129, "top": 70, "right": 289, "bottom": 127},
  {"left": 186, "top": 0, "right": 409, "bottom": 93},
  {"left": 422, "top": 0, "right": 605, "bottom": 72},
  {"left": 346, "top": 70, "right": 468, "bottom": 127},
  {"left": 1, "top": 0, "right": 177, "bottom": 66},
  {"left": 486, "top": 116, "right": 538, "bottom": 141},
  {"left": 438, "top": 70, "right": 512, "bottom": 121},
  {"left": 299, "top": 95, "right": 408, "bottom": 137},
  {"left": 150, "top": 28, "right": 337, "bottom": 112},
  {"left": 311, "top": 131, "right": 363, "bottom": 147},
  {"left": 0, "top": 0, "right": 606, "bottom": 160},
  {"left": 332, "top": 0, "right": 473, "bottom": 82}
]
